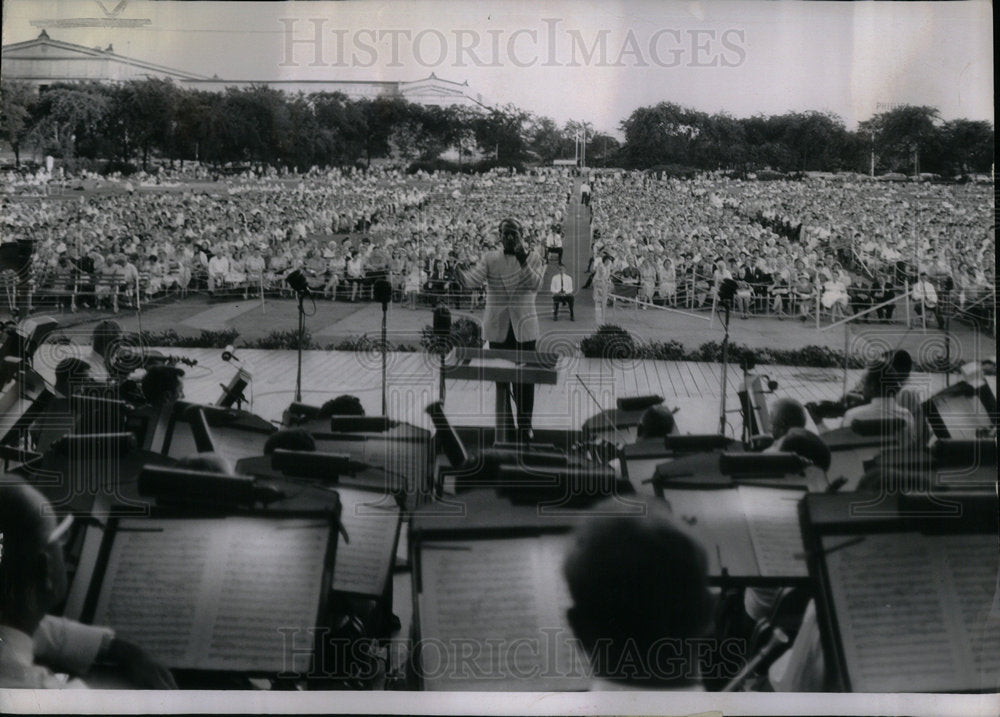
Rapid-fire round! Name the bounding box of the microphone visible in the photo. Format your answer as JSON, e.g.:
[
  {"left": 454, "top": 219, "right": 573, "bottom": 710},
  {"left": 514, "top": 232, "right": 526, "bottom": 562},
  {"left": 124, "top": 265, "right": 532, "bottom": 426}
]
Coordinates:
[
  {"left": 374, "top": 279, "right": 392, "bottom": 311},
  {"left": 718, "top": 278, "right": 739, "bottom": 311},
  {"left": 285, "top": 269, "right": 311, "bottom": 297},
  {"left": 433, "top": 305, "right": 451, "bottom": 337},
  {"left": 222, "top": 345, "right": 239, "bottom": 362}
]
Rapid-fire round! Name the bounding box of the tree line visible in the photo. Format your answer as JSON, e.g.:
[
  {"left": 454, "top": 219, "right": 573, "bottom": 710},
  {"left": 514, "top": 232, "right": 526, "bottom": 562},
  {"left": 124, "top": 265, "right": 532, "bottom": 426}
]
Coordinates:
[
  {"left": 0, "top": 77, "right": 992, "bottom": 177},
  {"left": 620, "top": 103, "right": 993, "bottom": 176}
]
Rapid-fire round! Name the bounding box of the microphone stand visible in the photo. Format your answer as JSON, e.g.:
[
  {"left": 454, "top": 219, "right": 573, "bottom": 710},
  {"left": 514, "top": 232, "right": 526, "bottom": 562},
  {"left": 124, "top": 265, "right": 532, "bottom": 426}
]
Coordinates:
[
  {"left": 294, "top": 290, "right": 306, "bottom": 403},
  {"left": 718, "top": 301, "right": 731, "bottom": 436},
  {"left": 380, "top": 297, "right": 388, "bottom": 416},
  {"left": 439, "top": 348, "right": 447, "bottom": 404},
  {"left": 943, "top": 288, "right": 952, "bottom": 387}
]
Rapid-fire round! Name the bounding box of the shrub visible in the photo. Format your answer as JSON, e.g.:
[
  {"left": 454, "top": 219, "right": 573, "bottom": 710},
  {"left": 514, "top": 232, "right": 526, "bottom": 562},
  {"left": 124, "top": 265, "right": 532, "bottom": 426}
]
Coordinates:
[
  {"left": 577, "top": 327, "right": 938, "bottom": 370},
  {"left": 250, "top": 329, "right": 319, "bottom": 350},
  {"left": 579, "top": 324, "right": 638, "bottom": 359},
  {"left": 139, "top": 328, "right": 239, "bottom": 349},
  {"left": 420, "top": 317, "right": 484, "bottom": 352}
]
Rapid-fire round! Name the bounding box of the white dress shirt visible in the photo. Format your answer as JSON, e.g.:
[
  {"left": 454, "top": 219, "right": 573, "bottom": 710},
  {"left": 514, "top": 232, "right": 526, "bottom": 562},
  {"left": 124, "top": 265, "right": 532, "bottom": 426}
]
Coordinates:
[
  {"left": 0, "top": 625, "right": 88, "bottom": 689},
  {"left": 33, "top": 616, "right": 114, "bottom": 677},
  {"left": 550, "top": 272, "right": 574, "bottom": 294}
]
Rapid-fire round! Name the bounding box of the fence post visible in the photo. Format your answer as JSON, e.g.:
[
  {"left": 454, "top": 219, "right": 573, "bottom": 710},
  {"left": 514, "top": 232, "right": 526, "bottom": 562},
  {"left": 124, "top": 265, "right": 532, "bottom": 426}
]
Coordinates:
[
  {"left": 904, "top": 280, "right": 910, "bottom": 326},
  {"left": 815, "top": 274, "right": 821, "bottom": 330},
  {"left": 260, "top": 273, "right": 266, "bottom": 314}
]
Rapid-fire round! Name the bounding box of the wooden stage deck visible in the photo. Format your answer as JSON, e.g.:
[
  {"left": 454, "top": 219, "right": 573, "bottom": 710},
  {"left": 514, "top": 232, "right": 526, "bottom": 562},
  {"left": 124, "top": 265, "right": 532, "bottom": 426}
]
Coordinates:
[{"left": 33, "top": 346, "right": 990, "bottom": 437}]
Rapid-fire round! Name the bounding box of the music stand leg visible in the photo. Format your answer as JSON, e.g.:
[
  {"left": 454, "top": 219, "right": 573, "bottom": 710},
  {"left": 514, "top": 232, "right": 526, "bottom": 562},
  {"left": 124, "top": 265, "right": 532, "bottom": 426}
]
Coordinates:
[
  {"left": 295, "top": 293, "right": 305, "bottom": 403},
  {"left": 495, "top": 381, "right": 514, "bottom": 444}
]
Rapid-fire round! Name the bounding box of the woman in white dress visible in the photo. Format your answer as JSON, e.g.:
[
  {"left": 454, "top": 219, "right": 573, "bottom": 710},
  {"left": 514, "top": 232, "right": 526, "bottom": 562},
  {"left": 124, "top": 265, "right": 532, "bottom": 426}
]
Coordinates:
[
  {"left": 820, "top": 265, "right": 849, "bottom": 321},
  {"left": 404, "top": 258, "right": 427, "bottom": 309},
  {"left": 658, "top": 257, "right": 677, "bottom": 307},
  {"left": 228, "top": 250, "right": 248, "bottom": 288},
  {"left": 638, "top": 253, "right": 657, "bottom": 309},
  {"left": 592, "top": 254, "right": 614, "bottom": 325}
]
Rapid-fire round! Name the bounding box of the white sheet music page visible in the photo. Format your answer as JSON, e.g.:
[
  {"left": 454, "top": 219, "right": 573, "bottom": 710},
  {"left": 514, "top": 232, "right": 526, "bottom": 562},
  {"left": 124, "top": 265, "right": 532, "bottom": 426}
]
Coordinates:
[
  {"left": 92, "top": 517, "right": 330, "bottom": 673},
  {"left": 659, "top": 489, "right": 757, "bottom": 576},
  {"left": 823, "top": 531, "right": 1000, "bottom": 692},
  {"left": 737, "top": 486, "right": 808, "bottom": 578},
  {"left": 332, "top": 487, "right": 401, "bottom": 595},
  {"left": 418, "top": 535, "right": 588, "bottom": 691}
]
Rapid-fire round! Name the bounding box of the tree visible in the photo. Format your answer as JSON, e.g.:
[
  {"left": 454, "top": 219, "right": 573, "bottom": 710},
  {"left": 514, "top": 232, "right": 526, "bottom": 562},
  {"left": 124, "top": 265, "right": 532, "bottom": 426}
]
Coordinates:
[
  {"left": 586, "top": 131, "right": 621, "bottom": 167},
  {"left": 282, "top": 92, "right": 322, "bottom": 170},
  {"left": 860, "top": 105, "right": 941, "bottom": 175},
  {"left": 28, "top": 83, "right": 111, "bottom": 161},
  {"left": 693, "top": 112, "right": 747, "bottom": 170},
  {"left": 109, "top": 79, "right": 177, "bottom": 169},
  {"left": 472, "top": 103, "right": 530, "bottom": 165},
  {"left": 311, "top": 91, "right": 367, "bottom": 165},
  {"left": 528, "top": 115, "right": 567, "bottom": 163},
  {"left": 619, "top": 102, "right": 706, "bottom": 168},
  {"left": 0, "top": 80, "right": 36, "bottom": 166},
  {"left": 777, "top": 111, "right": 850, "bottom": 172},
  {"left": 359, "top": 96, "right": 409, "bottom": 166},
  {"left": 939, "top": 119, "right": 994, "bottom": 175}
]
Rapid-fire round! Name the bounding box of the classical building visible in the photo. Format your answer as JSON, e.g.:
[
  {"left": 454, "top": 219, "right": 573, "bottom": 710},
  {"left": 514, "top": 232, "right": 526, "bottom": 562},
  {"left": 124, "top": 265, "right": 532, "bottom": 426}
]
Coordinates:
[{"left": 1, "top": 30, "right": 488, "bottom": 108}]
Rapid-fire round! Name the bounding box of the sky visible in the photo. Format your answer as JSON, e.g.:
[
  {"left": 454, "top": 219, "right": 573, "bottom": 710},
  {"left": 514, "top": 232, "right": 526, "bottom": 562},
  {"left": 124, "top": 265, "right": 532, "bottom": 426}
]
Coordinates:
[{"left": 1, "top": 0, "right": 993, "bottom": 135}]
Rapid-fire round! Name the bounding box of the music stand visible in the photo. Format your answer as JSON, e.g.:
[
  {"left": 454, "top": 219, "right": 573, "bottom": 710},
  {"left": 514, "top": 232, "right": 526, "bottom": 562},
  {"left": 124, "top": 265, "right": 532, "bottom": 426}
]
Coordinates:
[{"left": 442, "top": 347, "right": 558, "bottom": 444}]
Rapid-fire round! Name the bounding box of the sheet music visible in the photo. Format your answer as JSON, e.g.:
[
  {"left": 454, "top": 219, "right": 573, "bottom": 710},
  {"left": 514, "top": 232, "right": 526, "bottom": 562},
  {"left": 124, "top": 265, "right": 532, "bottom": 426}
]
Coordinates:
[
  {"left": 93, "top": 517, "right": 330, "bottom": 673},
  {"left": 332, "top": 487, "right": 401, "bottom": 595},
  {"left": 165, "top": 422, "right": 268, "bottom": 470},
  {"left": 659, "top": 489, "right": 757, "bottom": 576},
  {"left": 418, "top": 535, "right": 588, "bottom": 691},
  {"left": 823, "top": 531, "right": 1000, "bottom": 692},
  {"left": 737, "top": 486, "right": 808, "bottom": 578},
  {"left": 939, "top": 534, "right": 1000, "bottom": 691},
  {"left": 933, "top": 393, "right": 991, "bottom": 439}
]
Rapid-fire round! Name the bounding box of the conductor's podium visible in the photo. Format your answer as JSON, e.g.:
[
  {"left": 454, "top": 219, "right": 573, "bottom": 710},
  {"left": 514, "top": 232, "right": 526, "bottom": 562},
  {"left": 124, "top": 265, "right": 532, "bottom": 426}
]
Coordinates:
[{"left": 442, "top": 347, "right": 559, "bottom": 444}]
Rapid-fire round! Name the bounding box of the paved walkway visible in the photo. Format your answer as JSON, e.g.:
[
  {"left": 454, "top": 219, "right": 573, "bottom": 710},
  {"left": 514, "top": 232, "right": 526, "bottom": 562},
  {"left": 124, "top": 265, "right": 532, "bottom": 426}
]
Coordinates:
[{"left": 560, "top": 176, "right": 591, "bottom": 289}]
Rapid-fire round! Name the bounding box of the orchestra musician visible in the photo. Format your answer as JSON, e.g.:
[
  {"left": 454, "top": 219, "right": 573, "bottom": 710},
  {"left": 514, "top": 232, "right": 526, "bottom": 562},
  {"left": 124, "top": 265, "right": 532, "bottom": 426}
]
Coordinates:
[{"left": 0, "top": 478, "right": 177, "bottom": 689}]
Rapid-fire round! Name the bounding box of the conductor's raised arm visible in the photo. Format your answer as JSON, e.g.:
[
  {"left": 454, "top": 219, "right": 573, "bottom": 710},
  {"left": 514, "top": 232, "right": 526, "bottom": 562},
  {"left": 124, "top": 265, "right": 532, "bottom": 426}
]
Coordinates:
[
  {"left": 455, "top": 255, "right": 487, "bottom": 288},
  {"left": 519, "top": 248, "right": 545, "bottom": 292}
]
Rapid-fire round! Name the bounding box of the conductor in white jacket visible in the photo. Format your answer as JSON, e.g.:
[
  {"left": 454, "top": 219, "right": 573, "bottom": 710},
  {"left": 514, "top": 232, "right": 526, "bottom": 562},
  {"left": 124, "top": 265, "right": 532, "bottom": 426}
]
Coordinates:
[{"left": 457, "top": 218, "right": 545, "bottom": 441}]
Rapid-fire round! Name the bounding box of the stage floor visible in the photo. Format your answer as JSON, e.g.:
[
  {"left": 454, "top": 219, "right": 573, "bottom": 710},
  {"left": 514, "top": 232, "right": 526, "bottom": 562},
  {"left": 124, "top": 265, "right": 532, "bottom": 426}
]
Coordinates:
[{"left": 33, "top": 346, "right": 991, "bottom": 437}]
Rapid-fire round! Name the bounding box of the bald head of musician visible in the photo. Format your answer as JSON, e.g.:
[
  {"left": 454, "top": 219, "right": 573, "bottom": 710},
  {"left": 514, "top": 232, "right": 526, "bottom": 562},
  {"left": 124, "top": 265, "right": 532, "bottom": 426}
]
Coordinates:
[
  {"left": 0, "top": 477, "right": 178, "bottom": 689},
  {"left": 0, "top": 479, "right": 68, "bottom": 639},
  {"left": 563, "top": 500, "right": 713, "bottom": 688},
  {"left": 770, "top": 398, "right": 807, "bottom": 441}
]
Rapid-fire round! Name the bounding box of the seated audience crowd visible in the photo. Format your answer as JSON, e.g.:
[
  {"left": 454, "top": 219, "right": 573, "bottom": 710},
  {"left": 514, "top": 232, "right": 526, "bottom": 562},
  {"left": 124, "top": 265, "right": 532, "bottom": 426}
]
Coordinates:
[
  {"left": 1, "top": 165, "right": 573, "bottom": 312},
  {"left": 586, "top": 172, "right": 993, "bottom": 328}
]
